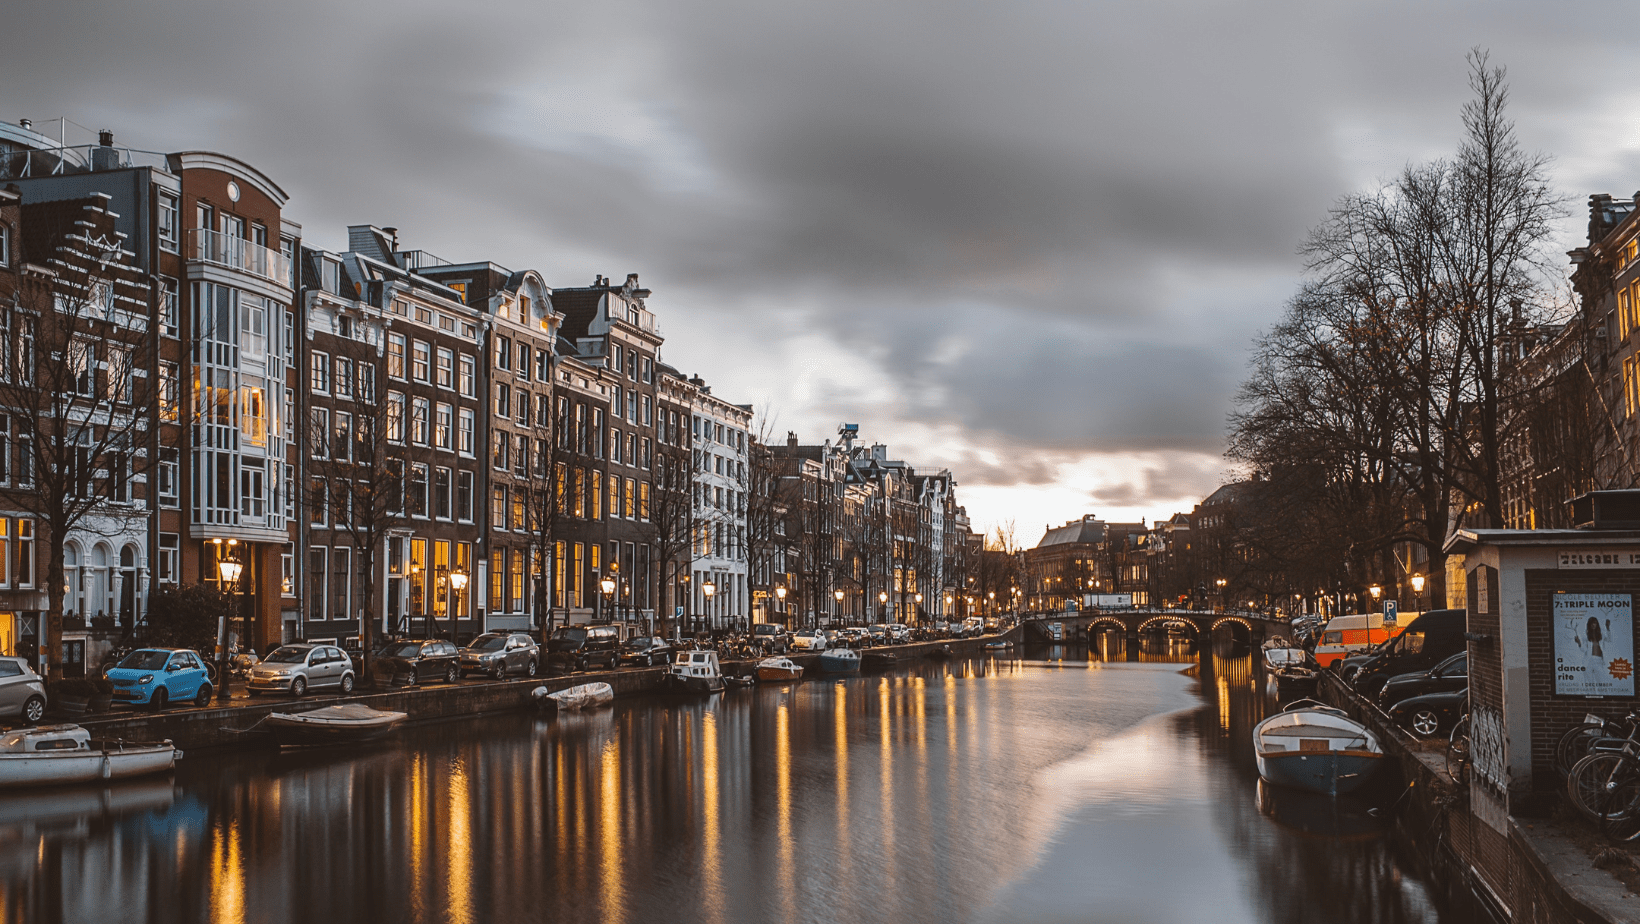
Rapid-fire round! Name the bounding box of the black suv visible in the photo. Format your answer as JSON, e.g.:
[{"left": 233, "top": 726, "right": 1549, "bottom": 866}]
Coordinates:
[
  {"left": 545, "top": 625, "right": 622, "bottom": 673},
  {"left": 750, "top": 623, "right": 791, "bottom": 654},
  {"left": 1349, "top": 609, "right": 1467, "bottom": 698}
]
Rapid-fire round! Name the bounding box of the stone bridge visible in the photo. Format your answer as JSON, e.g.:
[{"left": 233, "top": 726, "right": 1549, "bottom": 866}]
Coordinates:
[{"left": 1020, "top": 609, "right": 1286, "bottom": 643}]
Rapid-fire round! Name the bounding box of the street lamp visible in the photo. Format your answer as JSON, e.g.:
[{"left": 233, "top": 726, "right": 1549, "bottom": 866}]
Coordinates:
[
  {"left": 914, "top": 592, "right": 923, "bottom": 624},
  {"left": 449, "top": 570, "right": 468, "bottom": 631},
  {"left": 1369, "top": 584, "right": 1382, "bottom": 612},
  {"left": 1215, "top": 577, "right": 1227, "bottom": 613},
  {"left": 600, "top": 576, "right": 615, "bottom": 624},
  {"left": 703, "top": 580, "right": 715, "bottom": 633},
  {"left": 213, "top": 539, "right": 242, "bottom": 704},
  {"left": 878, "top": 590, "right": 888, "bottom": 621},
  {"left": 1411, "top": 574, "right": 1426, "bottom": 611},
  {"left": 776, "top": 585, "right": 787, "bottom": 625},
  {"left": 834, "top": 588, "right": 844, "bottom": 626}
]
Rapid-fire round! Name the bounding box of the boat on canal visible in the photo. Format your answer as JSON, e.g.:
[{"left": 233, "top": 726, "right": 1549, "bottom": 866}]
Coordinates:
[
  {"left": 533, "top": 681, "right": 615, "bottom": 712},
  {"left": 1252, "top": 700, "right": 1384, "bottom": 796},
  {"left": 663, "top": 650, "right": 726, "bottom": 693},
  {"left": 0, "top": 725, "right": 179, "bottom": 788},
  {"left": 756, "top": 657, "right": 804, "bottom": 682},
  {"left": 1263, "top": 647, "right": 1319, "bottom": 687},
  {"left": 818, "top": 648, "right": 861, "bottom": 673},
  {"left": 262, "top": 703, "right": 408, "bottom": 747}
]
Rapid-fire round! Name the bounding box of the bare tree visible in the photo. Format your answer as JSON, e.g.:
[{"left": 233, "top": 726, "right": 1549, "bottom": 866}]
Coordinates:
[
  {"left": 304, "top": 333, "right": 410, "bottom": 683},
  {"left": 0, "top": 210, "right": 156, "bottom": 677},
  {"left": 636, "top": 436, "right": 694, "bottom": 636}
]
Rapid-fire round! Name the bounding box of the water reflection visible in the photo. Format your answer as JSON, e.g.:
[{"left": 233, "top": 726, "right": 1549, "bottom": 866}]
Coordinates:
[{"left": 0, "top": 636, "right": 1455, "bottom": 924}]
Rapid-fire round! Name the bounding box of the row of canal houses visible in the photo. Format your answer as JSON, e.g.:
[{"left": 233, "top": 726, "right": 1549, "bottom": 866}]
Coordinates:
[{"left": 0, "top": 118, "right": 974, "bottom": 675}]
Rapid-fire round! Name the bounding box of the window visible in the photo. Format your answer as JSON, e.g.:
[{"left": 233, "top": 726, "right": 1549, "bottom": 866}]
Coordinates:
[
  {"left": 537, "top": 349, "right": 551, "bottom": 382},
  {"left": 358, "top": 363, "right": 375, "bottom": 403},
  {"left": 387, "top": 334, "right": 406, "bottom": 379},
  {"left": 322, "top": 259, "right": 341, "bottom": 295},
  {"left": 157, "top": 533, "right": 179, "bottom": 584},
  {"left": 613, "top": 386, "right": 623, "bottom": 420},
  {"left": 412, "top": 340, "right": 430, "bottom": 382},
  {"left": 512, "top": 491, "right": 527, "bottom": 531},
  {"left": 608, "top": 474, "right": 620, "bottom": 520},
  {"left": 310, "top": 408, "right": 329, "bottom": 458},
  {"left": 14, "top": 519, "right": 30, "bottom": 588},
  {"left": 539, "top": 394, "right": 553, "bottom": 429},
  {"left": 514, "top": 434, "right": 529, "bottom": 476},
  {"left": 436, "top": 347, "right": 454, "bottom": 388},
  {"left": 642, "top": 396, "right": 652, "bottom": 426},
  {"left": 68, "top": 339, "right": 94, "bottom": 396},
  {"left": 458, "top": 408, "right": 475, "bottom": 456},
  {"left": 493, "top": 431, "right": 510, "bottom": 471},
  {"left": 515, "top": 388, "right": 529, "bottom": 424},
  {"left": 435, "top": 402, "right": 453, "bottom": 450},
  {"left": 333, "top": 411, "right": 353, "bottom": 462},
  {"left": 282, "top": 544, "right": 295, "bottom": 596},
  {"left": 611, "top": 428, "right": 623, "bottom": 464},
  {"left": 158, "top": 193, "right": 180, "bottom": 252},
  {"left": 311, "top": 351, "right": 330, "bottom": 394},
  {"left": 534, "top": 438, "right": 549, "bottom": 478},
  {"left": 591, "top": 471, "right": 602, "bottom": 519},
  {"left": 458, "top": 353, "right": 476, "bottom": 396},
  {"left": 387, "top": 391, "right": 406, "bottom": 442},
  {"left": 308, "top": 547, "right": 327, "bottom": 619},
  {"left": 457, "top": 471, "right": 474, "bottom": 522},
  {"left": 411, "top": 397, "right": 430, "bottom": 445},
  {"left": 627, "top": 391, "right": 638, "bottom": 422},
  {"left": 592, "top": 408, "right": 604, "bottom": 459},
  {"left": 496, "top": 335, "right": 512, "bottom": 370},
  {"left": 159, "top": 448, "right": 179, "bottom": 507},
  {"left": 310, "top": 477, "right": 327, "bottom": 525},
  {"left": 332, "top": 548, "right": 351, "bottom": 620},
  {"left": 495, "top": 383, "right": 510, "bottom": 418},
  {"left": 409, "top": 463, "right": 429, "bottom": 517},
  {"left": 518, "top": 342, "right": 531, "bottom": 376},
  {"left": 159, "top": 277, "right": 179, "bottom": 336},
  {"left": 333, "top": 356, "right": 352, "bottom": 399},
  {"left": 159, "top": 362, "right": 180, "bottom": 422},
  {"left": 642, "top": 356, "right": 653, "bottom": 384},
  {"left": 493, "top": 486, "right": 507, "bottom": 529},
  {"left": 435, "top": 467, "right": 452, "bottom": 519},
  {"left": 625, "top": 478, "right": 636, "bottom": 519}
]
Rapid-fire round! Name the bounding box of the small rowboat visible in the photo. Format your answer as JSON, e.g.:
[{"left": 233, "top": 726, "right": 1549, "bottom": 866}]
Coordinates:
[
  {"left": 0, "top": 725, "right": 178, "bottom": 788},
  {"left": 818, "top": 649, "right": 861, "bottom": 673},
  {"left": 756, "top": 657, "right": 804, "bottom": 682},
  {"left": 533, "top": 681, "right": 615, "bottom": 712},
  {"left": 263, "top": 704, "right": 407, "bottom": 747},
  {"left": 1253, "top": 700, "right": 1384, "bottom": 796}
]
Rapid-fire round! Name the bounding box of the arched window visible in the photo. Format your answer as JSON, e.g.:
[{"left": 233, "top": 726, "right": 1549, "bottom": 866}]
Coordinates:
[
  {"left": 119, "top": 546, "right": 139, "bottom": 628},
  {"left": 89, "top": 545, "right": 111, "bottom": 620},
  {"left": 63, "top": 544, "right": 81, "bottom": 617}
]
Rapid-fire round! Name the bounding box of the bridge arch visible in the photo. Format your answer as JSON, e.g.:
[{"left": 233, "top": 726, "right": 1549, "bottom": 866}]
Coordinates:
[
  {"left": 1137, "top": 615, "right": 1200, "bottom": 636},
  {"left": 1210, "top": 616, "right": 1252, "bottom": 633},
  {"left": 1085, "top": 617, "right": 1129, "bottom": 634}
]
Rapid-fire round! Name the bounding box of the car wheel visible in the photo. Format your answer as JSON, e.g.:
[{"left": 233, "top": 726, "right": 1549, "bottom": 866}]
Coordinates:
[
  {"left": 21, "top": 695, "right": 44, "bottom": 725},
  {"left": 194, "top": 684, "right": 213, "bottom": 707},
  {"left": 492, "top": 663, "right": 506, "bottom": 680},
  {"left": 292, "top": 676, "right": 308, "bottom": 697},
  {"left": 526, "top": 660, "right": 538, "bottom": 678},
  {"left": 340, "top": 673, "right": 355, "bottom": 694},
  {"left": 445, "top": 663, "right": 459, "bottom": 684},
  {"left": 1409, "top": 708, "right": 1441, "bottom": 737},
  {"left": 149, "top": 688, "right": 169, "bottom": 711}
]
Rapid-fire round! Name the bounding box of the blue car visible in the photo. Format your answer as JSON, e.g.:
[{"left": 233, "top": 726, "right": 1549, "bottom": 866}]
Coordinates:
[{"left": 106, "top": 648, "right": 213, "bottom": 709}]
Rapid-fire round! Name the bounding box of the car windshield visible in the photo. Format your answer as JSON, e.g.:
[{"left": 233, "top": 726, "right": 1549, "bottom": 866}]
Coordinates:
[
  {"left": 754, "top": 625, "right": 776, "bottom": 635},
  {"left": 382, "top": 643, "right": 423, "bottom": 659},
  {"left": 468, "top": 635, "right": 507, "bottom": 651},
  {"left": 626, "top": 638, "right": 653, "bottom": 650},
  {"left": 264, "top": 647, "right": 311, "bottom": 664},
  {"left": 117, "top": 651, "right": 170, "bottom": 671}
]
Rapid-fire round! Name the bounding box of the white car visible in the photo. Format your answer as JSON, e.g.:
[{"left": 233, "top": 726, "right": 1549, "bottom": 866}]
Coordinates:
[{"left": 790, "top": 629, "right": 828, "bottom": 651}]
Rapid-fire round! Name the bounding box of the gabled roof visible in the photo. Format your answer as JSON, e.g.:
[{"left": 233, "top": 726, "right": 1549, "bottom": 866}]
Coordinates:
[{"left": 1035, "top": 518, "right": 1106, "bottom": 549}]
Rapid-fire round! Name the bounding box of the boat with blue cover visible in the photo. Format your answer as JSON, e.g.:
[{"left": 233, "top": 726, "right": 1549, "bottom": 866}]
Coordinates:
[
  {"left": 818, "top": 649, "right": 861, "bottom": 673},
  {"left": 1253, "top": 700, "right": 1384, "bottom": 796}
]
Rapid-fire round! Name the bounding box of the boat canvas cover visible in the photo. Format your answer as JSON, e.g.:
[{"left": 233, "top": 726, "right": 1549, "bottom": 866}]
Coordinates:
[{"left": 269, "top": 704, "right": 408, "bottom": 726}]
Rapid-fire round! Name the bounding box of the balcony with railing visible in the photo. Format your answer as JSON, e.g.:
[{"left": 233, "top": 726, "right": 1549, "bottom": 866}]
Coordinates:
[{"left": 190, "top": 228, "right": 290, "bottom": 288}]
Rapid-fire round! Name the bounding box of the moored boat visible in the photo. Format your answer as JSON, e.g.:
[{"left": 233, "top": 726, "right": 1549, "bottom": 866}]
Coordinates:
[
  {"left": 1264, "top": 647, "right": 1319, "bottom": 688},
  {"left": 664, "top": 650, "right": 726, "bottom": 693},
  {"left": 756, "top": 657, "right": 804, "bottom": 682},
  {"left": 263, "top": 703, "right": 408, "bottom": 747},
  {"left": 0, "top": 725, "right": 179, "bottom": 788},
  {"left": 533, "top": 681, "right": 615, "bottom": 712},
  {"left": 983, "top": 639, "right": 1013, "bottom": 651},
  {"left": 925, "top": 644, "right": 954, "bottom": 661},
  {"left": 818, "top": 648, "right": 861, "bottom": 673},
  {"left": 1252, "top": 700, "right": 1384, "bottom": 796}
]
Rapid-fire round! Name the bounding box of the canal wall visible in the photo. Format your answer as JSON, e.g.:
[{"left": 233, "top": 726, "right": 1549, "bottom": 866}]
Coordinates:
[
  {"left": 66, "top": 632, "right": 1013, "bottom": 753},
  {"left": 1319, "top": 673, "right": 1637, "bottom": 924}
]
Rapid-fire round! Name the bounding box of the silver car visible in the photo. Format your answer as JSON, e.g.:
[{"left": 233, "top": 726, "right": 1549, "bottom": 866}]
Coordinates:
[
  {"left": 0, "top": 657, "right": 46, "bottom": 724},
  {"left": 246, "top": 644, "right": 356, "bottom": 697},
  {"left": 458, "top": 633, "right": 540, "bottom": 679}
]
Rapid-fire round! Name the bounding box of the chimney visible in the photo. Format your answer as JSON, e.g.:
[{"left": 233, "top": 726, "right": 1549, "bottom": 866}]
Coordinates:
[
  {"left": 98, "top": 129, "right": 114, "bottom": 147},
  {"left": 91, "top": 130, "right": 120, "bottom": 171},
  {"left": 18, "top": 119, "right": 30, "bottom": 131},
  {"left": 382, "top": 227, "right": 398, "bottom": 250}
]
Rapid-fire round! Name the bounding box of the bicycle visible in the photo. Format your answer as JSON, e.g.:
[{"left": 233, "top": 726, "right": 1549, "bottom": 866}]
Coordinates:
[
  {"left": 1565, "top": 719, "right": 1640, "bottom": 831},
  {"left": 1553, "top": 709, "right": 1640, "bottom": 780},
  {"left": 1446, "top": 707, "right": 1471, "bottom": 786}
]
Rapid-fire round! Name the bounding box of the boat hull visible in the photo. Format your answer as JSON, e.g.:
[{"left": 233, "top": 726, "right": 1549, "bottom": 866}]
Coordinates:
[
  {"left": 664, "top": 673, "right": 725, "bottom": 694},
  {"left": 1255, "top": 750, "right": 1384, "bottom": 796},
  {"left": 756, "top": 665, "right": 803, "bottom": 682},
  {"left": 0, "top": 746, "right": 177, "bottom": 788},
  {"left": 818, "top": 652, "right": 861, "bottom": 673},
  {"left": 534, "top": 682, "right": 615, "bottom": 712},
  {"left": 263, "top": 706, "right": 407, "bottom": 747}
]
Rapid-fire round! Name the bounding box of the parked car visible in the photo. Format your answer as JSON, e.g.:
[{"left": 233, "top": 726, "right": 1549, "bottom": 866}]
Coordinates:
[
  {"left": 886, "top": 624, "right": 911, "bottom": 643},
  {"left": 0, "top": 657, "right": 46, "bottom": 725},
  {"left": 961, "top": 617, "right": 984, "bottom": 638},
  {"left": 1348, "top": 609, "right": 1468, "bottom": 698},
  {"left": 545, "top": 625, "right": 622, "bottom": 673},
  {"left": 620, "top": 636, "right": 673, "bottom": 667},
  {"left": 931, "top": 621, "right": 952, "bottom": 638},
  {"left": 791, "top": 629, "right": 828, "bottom": 651},
  {"left": 751, "top": 623, "right": 791, "bottom": 654},
  {"left": 983, "top": 617, "right": 1001, "bottom": 633},
  {"left": 867, "top": 624, "right": 891, "bottom": 645},
  {"left": 458, "top": 633, "right": 540, "bottom": 679},
  {"left": 246, "top": 644, "right": 357, "bottom": 696},
  {"left": 375, "top": 639, "right": 462, "bottom": 685},
  {"left": 106, "top": 648, "right": 213, "bottom": 709},
  {"left": 1377, "top": 652, "right": 1468, "bottom": 708},
  {"left": 837, "top": 627, "right": 872, "bottom": 648},
  {"left": 1386, "top": 688, "right": 1468, "bottom": 738}
]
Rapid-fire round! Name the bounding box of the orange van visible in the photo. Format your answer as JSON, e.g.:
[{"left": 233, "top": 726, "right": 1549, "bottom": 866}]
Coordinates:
[{"left": 1313, "top": 613, "right": 1403, "bottom": 668}]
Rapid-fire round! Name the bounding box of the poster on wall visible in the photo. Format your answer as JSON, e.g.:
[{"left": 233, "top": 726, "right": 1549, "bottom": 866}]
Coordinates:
[{"left": 1553, "top": 593, "right": 1635, "bottom": 697}]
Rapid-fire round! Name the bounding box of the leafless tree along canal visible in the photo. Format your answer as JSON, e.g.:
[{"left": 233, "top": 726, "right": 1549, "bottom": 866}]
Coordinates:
[{"left": 3, "top": 639, "right": 1460, "bottom": 924}]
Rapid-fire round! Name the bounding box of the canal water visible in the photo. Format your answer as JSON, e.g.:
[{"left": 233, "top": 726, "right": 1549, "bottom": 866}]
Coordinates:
[{"left": 0, "top": 638, "right": 1458, "bottom": 924}]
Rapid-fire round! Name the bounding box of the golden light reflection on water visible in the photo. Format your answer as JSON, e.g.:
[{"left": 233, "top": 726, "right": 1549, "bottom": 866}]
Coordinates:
[
  {"left": 599, "top": 740, "right": 625, "bottom": 924},
  {"left": 775, "top": 703, "right": 796, "bottom": 920},
  {"left": 410, "top": 751, "right": 427, "bottom": 915},
  {"left": 447, "top": 761, "right": 473, "bottom": 924},
  {"left": 878, "top": 678, "right": 897, "bottom": 886},
  {"left": 701, "top": 711, "right": 724, "bottom": 924},
  {"left": 208, "top": 817, "right": 244, "bottom": 924},
  {"left": 833, "top": 684, "right": 852, "bottom": 888}
]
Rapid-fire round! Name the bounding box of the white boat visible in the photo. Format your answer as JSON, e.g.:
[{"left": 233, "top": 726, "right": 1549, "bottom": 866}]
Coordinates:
[
  {"left": 1264, "top": 647, "right": 1319, "bottom": 685},
  {"left": 818, "top": 648, "right": 861, "bottom": 673},
  {"left": 1253, "top": 701, "right": 1385, "bottom": 796},
  {"left": 756, "top": 657, "right": 804, "bottom": 682},
  {"left": 533, "top": 681, "right": 615, "bottom": 711},
  {"left": 0, "top": 725, "right": 179, "bottom": 788},
  {"left": 263, "top": 703, "right": 408, "bottom": 747},
  {"left": 664, "top": 650, "right": 726, "bottom": 693}
]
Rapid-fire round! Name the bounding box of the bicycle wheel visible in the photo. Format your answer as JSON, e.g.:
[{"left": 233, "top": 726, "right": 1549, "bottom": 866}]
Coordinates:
[
  {"left": 1446, "top": 715, "right": 1471, "bottom": 786},
  {"left": 1598, "top": 771, "right": 1640, "bottom": 842},
  {"left": 1554, "top": 722, "right": 1607, "bottom": 779},
  {"left": 1567, "top": 752, "right": 1628, "bottom": 820}
]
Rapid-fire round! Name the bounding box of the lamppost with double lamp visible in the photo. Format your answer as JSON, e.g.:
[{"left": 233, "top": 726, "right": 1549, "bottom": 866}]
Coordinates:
[
  {"left": 834, "top": 589, "right": 845, "bottom": 626},
  {"left": 448, "top": 570, "right": 468, "bottom": 635},
  {"left": 600, "top": 576, "right": 615, "bottom": 623},
  {"left": 703, "top": 580, "right": 715, "bottom": 633},
  {"left": 1411, "top": 574, "right": 1426, "bottom": 612},
  {"left": 213, "top": 538, "right": 242, "bottom": 704}
]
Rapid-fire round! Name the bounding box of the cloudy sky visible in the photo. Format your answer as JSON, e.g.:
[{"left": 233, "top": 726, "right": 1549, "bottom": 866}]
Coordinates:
[{"left": 6, "top": 1, "right": 1640, "bottom": 542}]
